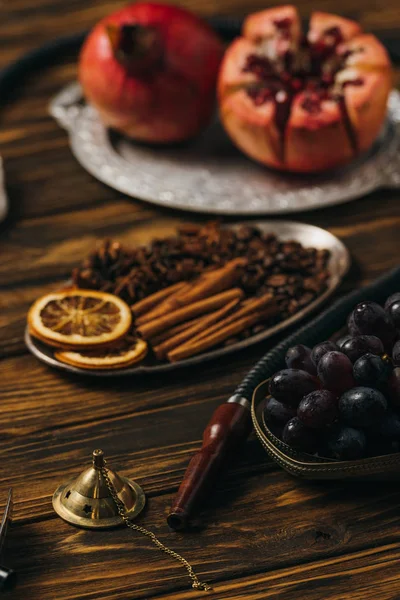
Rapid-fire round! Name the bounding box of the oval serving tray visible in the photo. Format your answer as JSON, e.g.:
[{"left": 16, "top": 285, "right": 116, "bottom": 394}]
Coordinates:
[
  {"left": 25, "top": 220, "right": 350, "bottom": 377},
  {"left": 252, "top": 379, "right": 400, "bottom": 482},
  {"left": 50, "top": 85, "right": 400, "bottom": 215}
]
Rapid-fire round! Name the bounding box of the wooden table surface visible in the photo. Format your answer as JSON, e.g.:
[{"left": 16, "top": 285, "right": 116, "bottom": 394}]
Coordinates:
[{"left": 1, "top": 1, "right": 400, "bottom": 599}]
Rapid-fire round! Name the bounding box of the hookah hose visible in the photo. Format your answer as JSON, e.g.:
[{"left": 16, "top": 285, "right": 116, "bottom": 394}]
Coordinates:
[{"left": 167, "top": 265, "right": 400, "bottom": 530}]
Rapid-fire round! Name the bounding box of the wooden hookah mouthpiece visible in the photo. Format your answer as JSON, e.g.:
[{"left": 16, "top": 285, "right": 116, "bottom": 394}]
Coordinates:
[{"left": 167, "top": 397, "right": 252, "bottom": 531}]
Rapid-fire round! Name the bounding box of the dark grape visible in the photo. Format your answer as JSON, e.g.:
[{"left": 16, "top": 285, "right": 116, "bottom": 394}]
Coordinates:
[
  {"left": 341, "top": 335, "right": 384, "bottom": 363},
  {"left": 323, "top": 426, "right": 366, "bottom": 460},
  {"left": 336, "top": 335, "right": 352, "bottom": 350},
  {"left": 366, "top": 412, "right": 400, "bottom": 456},
  {"left": 375, "top": 411, "right": 400, "bottom": 439},
  {"left": 350, "top": 301, "right": 396, "bottom": 351},
  {"left": 353, "top": 353, "right": 392, "bottom": 387},
  {"left": 269, "top": 369, "right": 320, "bottom": 407},
  {"left": 297, "top": 390, "right": 338, "bottom": 429},
  {"left": 339, "top": 387, "right": 387, "bottom": 427},
  {"left": 285, "top": 345, "right": 317, "bottom": 374},
  {"left": 385, "top": 293, "right": 400, "bottom": 311},
  {"left": 347, "top": 311, "right": 360, "bottom": 336},
  {"left": 267, "top": 421, "right": 284, "bottom": 440},
  {"left": 388, "top": 368, "right": 400, "bottom": 407},
  {"left": 317, "top": 351, "right": 356, "bottom": 395},
  {"left": 311, "top": 341, "right": 338, "bottom": 366},
  {"left": 385, "top": 293, "right": 400, "bottom": 329},
  {"left": 367, "top": 438, "right": 400, "bottom": 457},
  {"left": 264, "top": 397, "right": 297, "bottom": 426},
  {"left": 392, "top": 340, "right": 400, "bottom": 367},
  {"left": 282, "top": 417, "right": 318, "bottom": 453}
]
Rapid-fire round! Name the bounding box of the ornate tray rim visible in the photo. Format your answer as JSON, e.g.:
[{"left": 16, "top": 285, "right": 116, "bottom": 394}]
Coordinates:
[
  {"left": 50, "top": 84, "right": 400, "bottom": 216},
  {"left": 252, "top": 379, "right": 400, "bottom": 480},
  {"left": 25, "top": 219, "right": 350, "bottom": 377}
]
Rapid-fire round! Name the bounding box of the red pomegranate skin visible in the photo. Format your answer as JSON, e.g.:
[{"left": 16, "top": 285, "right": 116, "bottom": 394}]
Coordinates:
[
  {"left": 218, "top": 6, "right": 392, "bottom": 173},
  {"left": 79, "top": 3, "right": 224, "bottom": 143}
]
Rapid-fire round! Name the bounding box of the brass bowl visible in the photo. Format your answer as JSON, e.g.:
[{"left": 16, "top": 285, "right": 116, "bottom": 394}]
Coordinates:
[{"left": 252, "top": 379, "right": 400, "bottom": 481}]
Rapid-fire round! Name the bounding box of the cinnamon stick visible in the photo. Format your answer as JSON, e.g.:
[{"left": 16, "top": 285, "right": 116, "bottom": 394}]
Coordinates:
[
  {"left": 178, "top": 259, "right": 246, "bottom": 306},
  {"left": 138, "top": 288, "right": 244, "bottom": 340},
  {"left": 149, "top": 319, "right": 200, "bottom": 346},
  {"left": 167, "top": 307, "right": 275, "bottom": 363},
  {"left": 153, "top": 299, "right": 240, "bottom": 360},
  {"left": 131, "top": 282, "right": 187, "bottom": 318},
  {"left": 135, "top": 282, "right": 193, "bottom": 325},
  {"left": 137, "top": 259, "right": 245, "bottom": 325},
  {"left": 189, "top": 294, "right": 277, "bottom": 344},
  {"left": 149, "top": 301, "right": 236, "bottom": 345}
]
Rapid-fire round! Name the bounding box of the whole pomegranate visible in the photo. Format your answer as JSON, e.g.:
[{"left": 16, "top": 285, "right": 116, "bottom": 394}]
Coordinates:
[
  {"left": 79, "top": 3, "right": 224, "bottom": 143},
  {"left": 218, "top": 6, "right": 392, "bottom": 172}
]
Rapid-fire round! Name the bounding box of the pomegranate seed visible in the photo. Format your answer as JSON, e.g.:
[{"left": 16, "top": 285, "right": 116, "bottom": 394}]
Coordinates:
[
  {"left": 314, "top": 40, "right": 328, "bottom": 54},
  {"left": 273, "top": 17, "right": 292, "bottom": 30},
  {"left": 300, "top": 35, "right": 309, "bottom": 48},
  {"left": 322, "top": 73, "right": 334, "bottom": 86},
  {"left": 243, "top": 23, "right": 354, "bottom": 110},
  {"left": 291, "top": 78, "right": 303, "bottom": 91},
  {"left": 284, "top": 50, "right": 294, "bottom": 71},
  {"left": 254, "top": 95, "right": 266, "bottom": 106},
  {"left": 307, "top": 81, "right": 319, "bottom": 91},
  {"left": 341, "top": 49, "right": 356, "bottom": 60},
  {"left": 342, "top": 78, "right": 364, "bottom": 88},
  {"left": 246, "top": 86, "right": 273, "bottom": 106},
  {"left": 243, "top": 54, "right": 274, "bottom": 79},
  {"left": 302, "top": 95, "right": 321, "bottom": 114}
]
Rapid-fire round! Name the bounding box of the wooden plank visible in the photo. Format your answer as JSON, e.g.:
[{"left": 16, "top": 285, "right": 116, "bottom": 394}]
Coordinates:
[
  {"left": 156, "top": 544, "right": 400, "bottom": 600},
  {"left": 1, "top": 194, "right": 399, "bottom": 288},
  {"left": 1, "top": 356, "right": 400, "bottom": 559},
  {"left": 0, "top": 212, "right": 177, "bottom": 288},
  {"left": 6, "top": 470, "right": 400, "bottom": 598},
  {"left": 1, "top": 0, "right": 400, "bottom": 598}
]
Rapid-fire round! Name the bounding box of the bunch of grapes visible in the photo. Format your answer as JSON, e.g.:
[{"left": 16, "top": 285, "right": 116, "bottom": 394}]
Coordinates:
[{"left": 265, "top": 293, "right": 400, "bottom": 460}]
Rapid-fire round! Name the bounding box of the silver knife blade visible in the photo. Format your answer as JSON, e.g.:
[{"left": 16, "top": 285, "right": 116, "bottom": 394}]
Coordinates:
[
  {"left": 0, "top": 490, "right": 13, "bottom": 555},
  {"left": 0, "top": 158, "right": 8, "bottom": 224}
]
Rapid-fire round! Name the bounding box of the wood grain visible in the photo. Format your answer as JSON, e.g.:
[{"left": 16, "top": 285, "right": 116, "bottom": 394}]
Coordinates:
[{"left": 0, "top": 0, "right": 400, "bottom": 599}]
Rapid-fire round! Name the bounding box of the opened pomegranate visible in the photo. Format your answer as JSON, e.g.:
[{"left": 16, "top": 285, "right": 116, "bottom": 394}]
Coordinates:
[
  {"left": 79, "top": 3, "right": 224, "bottom": 143},
  {"left": 218, "top": 6, "right": 392, "bottom": 172}
]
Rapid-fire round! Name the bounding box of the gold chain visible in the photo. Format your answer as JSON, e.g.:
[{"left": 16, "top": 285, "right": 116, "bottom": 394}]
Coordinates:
[{"left": 100, "top": 463, "right": 212, "bottom": 592}]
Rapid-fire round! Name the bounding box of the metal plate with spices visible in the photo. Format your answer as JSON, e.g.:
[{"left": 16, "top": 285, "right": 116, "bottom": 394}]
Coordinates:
[
  {"left": 25, "top": 220, "right": 350, "bottom": 377},
  {"left": 50, "top": 84, "right": 400, "bottom": 215}
]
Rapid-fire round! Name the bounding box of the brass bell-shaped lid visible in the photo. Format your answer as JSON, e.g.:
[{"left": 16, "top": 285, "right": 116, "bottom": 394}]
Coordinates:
[{"left": 52, "top": 449, "right": 146, "bottom": 529}]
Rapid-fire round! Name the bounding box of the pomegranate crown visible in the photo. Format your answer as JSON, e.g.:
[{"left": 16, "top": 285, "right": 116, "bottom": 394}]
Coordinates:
[{"left": 106, "top": 23, "right": 163, "bottom": 74}]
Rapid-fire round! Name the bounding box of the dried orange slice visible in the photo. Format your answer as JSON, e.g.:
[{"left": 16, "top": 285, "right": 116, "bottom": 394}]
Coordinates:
[
  {"left": 28, "top": 290, "right": 132, "bottom": 349},
  {"left": 55, "top": 337, "right": 148, "bottom": 370}
]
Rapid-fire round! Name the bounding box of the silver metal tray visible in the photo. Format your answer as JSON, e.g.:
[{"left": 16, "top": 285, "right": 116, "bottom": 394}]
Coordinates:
[
  {"left": 50, "top": 84, "right": 400, "bottom": 216},
  {"left": 25, "top": 220, "right": 350, "bottom": 377}
]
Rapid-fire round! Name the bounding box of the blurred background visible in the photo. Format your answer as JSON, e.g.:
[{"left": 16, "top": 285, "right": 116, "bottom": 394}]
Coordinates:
[
  {"left": 0, "top": 0, "right": 399, "bottom": 247},
  {"left": 2, "top": 0, "right": 400, "bottom": 63}
]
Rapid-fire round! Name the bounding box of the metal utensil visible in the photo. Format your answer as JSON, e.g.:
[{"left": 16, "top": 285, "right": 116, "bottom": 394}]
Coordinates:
[
  {"left": 53, "top": 450, "right": 145, "bottom": 529},
  {"left": 0, "top": 159, "right": 8, "bottom": 224},
  {"left": 0, "top": 490, "right": 16, "bottom": 591}
]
